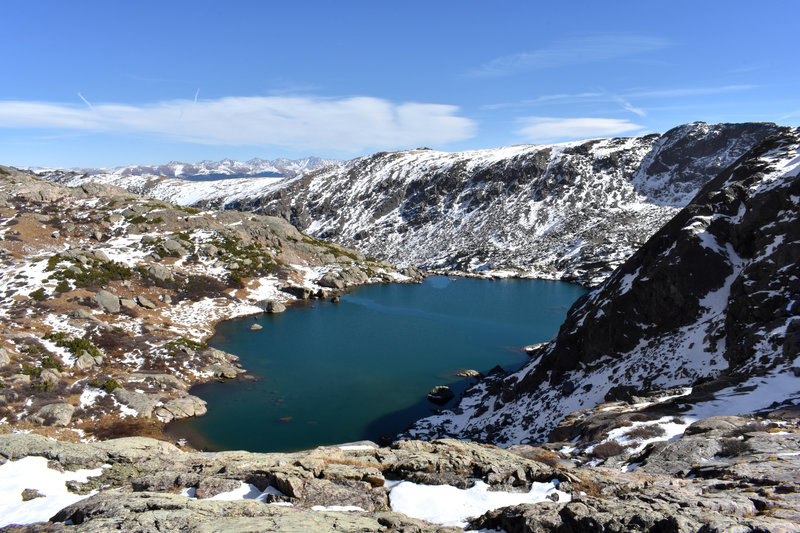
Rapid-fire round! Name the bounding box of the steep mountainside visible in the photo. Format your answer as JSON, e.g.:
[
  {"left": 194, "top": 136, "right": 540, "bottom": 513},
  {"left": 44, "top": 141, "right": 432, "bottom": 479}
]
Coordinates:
[
  {"left": 42, "top": 123, "right": 779, "bottom": 286},
  {"left": 404, "top": 127, "right": 800, "bottom": 445}
]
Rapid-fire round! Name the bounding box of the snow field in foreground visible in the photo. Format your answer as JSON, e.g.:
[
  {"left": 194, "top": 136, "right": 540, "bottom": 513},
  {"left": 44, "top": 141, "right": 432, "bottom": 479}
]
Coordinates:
[
  {"left": 389, "top": 479, "right": 569, "bottom": 528},
  {"left": 0, "top": 456, "right": 105, "bottom": 528},
  {"left": 177, "top": 478, "right": 569, "bottom": 528},
  {"left": 1, "top": 442, "right": 567, "bottom": 528}
]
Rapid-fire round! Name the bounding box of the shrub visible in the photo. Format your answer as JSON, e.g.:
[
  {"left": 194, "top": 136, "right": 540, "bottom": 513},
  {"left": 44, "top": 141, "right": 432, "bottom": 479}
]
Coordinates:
[
  {"left": 177, "top": 205, "right": 200, "bottom": 215},
  {"left": 591, "top": 440, "right": 629, "bottom": 459},
  {"left": 55, "top": 280, "right": 71, "bottom": 293},
  {"left": 101, "top": 378, "right": 120, "bottom": 393},
  {"left": 718, "top": 438, "right": 750, "bottom": 457},
  {"left": 165, "top": 337, "right": 207, "bottom": 356},
  {"left": 50, "top": 258, "right": 133, "bottom": 289},
  {"left": 625, "top": 424, "right": 666, "bottom": 440},
  {"left": 21, "top": 365, "right": 42, "bottom": 378},
  {"left": 44, "top": 332, "right": 102, "bottom": 359},
  {"left": 45, "top": 255, "right": 63, "bottom": 271},
  {"left": 628, "top": 412, "right": 661, "bottom": 422},
  {"left": 32, "top": 380, "right": 54, "bottom": 392},
  {"left": 40, "top": 355, "right": 64, "bottom": 372},
  {"left": 227, "top": 273, "right": 244, "bottom": 289},
  {"left": 181, "top": 275, "right": 227, "bottom": 300},
  {"left": 89, "top": 378, "right": 120, "bottom": 393},
  {"left": 29, "top": 288, "right": 46, "bottom": 301},
  {"left": 726, "top": 422, "right": 768, "bottom": 437}
]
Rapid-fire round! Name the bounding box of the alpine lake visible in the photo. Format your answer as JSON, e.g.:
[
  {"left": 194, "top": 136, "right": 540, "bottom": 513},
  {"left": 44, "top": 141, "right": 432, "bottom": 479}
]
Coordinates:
[{"left": 166, "top": 276, "right": 587, "bottom": 452}]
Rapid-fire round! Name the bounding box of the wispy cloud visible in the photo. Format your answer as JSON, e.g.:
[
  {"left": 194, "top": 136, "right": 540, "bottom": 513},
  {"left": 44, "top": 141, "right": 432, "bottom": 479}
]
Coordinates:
[
  {"left": 470, "top": 35, "right": 669, "bottom": 77},
  {"left": 779, "top": 109, "right": 800, "bottom": 120},
  {"left": 0, "top": 95, "right": 476, "bottom": 151},
  {"left": 517, "top": 117, "right": 644, "bottom": 143},
  {"left": 485, "top": 84, "right": 758, "bottom": 116},
  {"left": 624, "top": 85, "right": 756, "bottom": 99},
  {"left": 482, "top": 92, "right": 607, "bottom": 110}
]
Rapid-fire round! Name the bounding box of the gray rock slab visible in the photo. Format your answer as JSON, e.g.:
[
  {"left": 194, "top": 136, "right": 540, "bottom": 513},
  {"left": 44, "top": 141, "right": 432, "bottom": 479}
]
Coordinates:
[
  {"left": 258, "top": 299, "right": 286, "bottom": 313},
  {"left": 29, "top": 403, "right": 75, "bottom": 426},
  {"left": 0, "top": 346, "right": 10, "bottom": 366},
  {"left": 137, "top": 295, "right": 157, "bottom": 309},
  {"left": 147, "top": 264, "right": 173, "bottom": 282},
  {"left": 93, "top": 290, "right": 120, "bottom": 313},
  {"left": 155, "top": 396, "right": 207, "bottom": 422},
  {"left": 112, "top": 388, "right": 161, "bottom": 418}
]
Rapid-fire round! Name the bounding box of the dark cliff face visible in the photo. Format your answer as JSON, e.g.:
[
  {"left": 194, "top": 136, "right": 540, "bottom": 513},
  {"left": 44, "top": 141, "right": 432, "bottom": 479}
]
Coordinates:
[
  {"left": 240, "top": 122, "right": 779, "bottom": 286},
  {"left": 531, "top": 127, "right": 799, "bottom": 387},
  {"left": 404, "top": 127, "right": 800, "bottom": 445}
]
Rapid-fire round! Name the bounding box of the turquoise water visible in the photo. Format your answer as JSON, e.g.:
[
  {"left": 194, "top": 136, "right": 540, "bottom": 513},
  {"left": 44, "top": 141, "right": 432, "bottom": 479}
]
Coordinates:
[{"left": 166, "top": 277, "right": 585, "bottom": 452}]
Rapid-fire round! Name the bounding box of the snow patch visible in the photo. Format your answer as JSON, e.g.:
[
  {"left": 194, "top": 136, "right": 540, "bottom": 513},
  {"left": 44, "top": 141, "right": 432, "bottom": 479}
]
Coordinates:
[
  {"left": 389, "top": 479, "right": 569, "bottom": 528},
  {"left": 0, "top": 456, "right": 104, "bottom": 528}
]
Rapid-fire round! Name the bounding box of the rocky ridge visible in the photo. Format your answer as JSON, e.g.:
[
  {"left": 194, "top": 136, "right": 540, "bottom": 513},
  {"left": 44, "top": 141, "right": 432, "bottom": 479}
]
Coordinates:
[
  {"left": 42, "top": 122, "right": 779, "bottom": 286},
  {"left": 0, "top": 166, "right": 417, "bottom": 443},
  {"left": 404, "top": 127, "right": 800, "bottom": 447}
]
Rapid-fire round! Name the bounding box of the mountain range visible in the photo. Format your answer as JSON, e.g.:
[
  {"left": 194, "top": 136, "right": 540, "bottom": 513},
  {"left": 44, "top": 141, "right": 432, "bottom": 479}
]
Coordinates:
[
  {"left": 33, "top": 156, "right": 340, "bottom": 181},
  {"left": 41, "top": 122, "right": 780, "bottom": 286}
]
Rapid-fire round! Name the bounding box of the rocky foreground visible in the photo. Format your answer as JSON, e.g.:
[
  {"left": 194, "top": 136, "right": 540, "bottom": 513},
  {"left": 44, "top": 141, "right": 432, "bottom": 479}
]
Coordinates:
[{"left": 0, "top": 405, "right": 798, "bottom": 532}]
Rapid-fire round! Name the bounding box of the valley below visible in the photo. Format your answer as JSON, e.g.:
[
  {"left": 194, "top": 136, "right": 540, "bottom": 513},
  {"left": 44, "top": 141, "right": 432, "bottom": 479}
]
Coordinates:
[{"left": 0, "top": 122, "right": 799, "bottom": 532}]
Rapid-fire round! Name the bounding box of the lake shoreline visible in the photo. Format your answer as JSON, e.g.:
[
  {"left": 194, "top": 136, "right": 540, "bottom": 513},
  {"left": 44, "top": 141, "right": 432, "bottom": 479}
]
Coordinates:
[{"left": 167, "top": 276, "right": 587, "bottom": 453}]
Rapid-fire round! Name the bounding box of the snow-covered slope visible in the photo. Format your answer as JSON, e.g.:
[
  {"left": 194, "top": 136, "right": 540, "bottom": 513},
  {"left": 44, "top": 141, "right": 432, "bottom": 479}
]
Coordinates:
[
  {"left": 42, "top": 172, "right": 291, "bottom": 208},
  {"left": 404, "top": 127, "right": 800, "bottom": 445},
  {"left": 39, "top": 156, "right": 340, "bottom": 180},
  {"left": 42, "top": 123, "right": 779, "bottom": 286}
]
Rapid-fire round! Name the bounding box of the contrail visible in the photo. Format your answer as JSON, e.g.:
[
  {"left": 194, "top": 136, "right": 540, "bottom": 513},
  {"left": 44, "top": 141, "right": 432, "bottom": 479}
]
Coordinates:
[
  {"left": 77, "top": 92, "right": 94, "bottom": 110},
  {"left": 617, "top": 97, "right": 646, "bottom": 117},
  {"left": 194, "top": 89, "right": 200, "bottom": 104}
]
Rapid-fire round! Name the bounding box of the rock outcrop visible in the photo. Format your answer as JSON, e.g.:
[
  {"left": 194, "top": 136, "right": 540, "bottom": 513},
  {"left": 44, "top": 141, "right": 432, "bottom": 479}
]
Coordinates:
[{"left": 27, "top": 403, "right": 75, "bottom": 427}]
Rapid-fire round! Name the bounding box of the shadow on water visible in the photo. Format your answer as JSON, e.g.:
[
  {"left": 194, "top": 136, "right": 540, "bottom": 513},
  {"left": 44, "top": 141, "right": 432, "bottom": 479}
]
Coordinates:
[{"left": 363, "top": 374, "right": 486, "bottom": 445}]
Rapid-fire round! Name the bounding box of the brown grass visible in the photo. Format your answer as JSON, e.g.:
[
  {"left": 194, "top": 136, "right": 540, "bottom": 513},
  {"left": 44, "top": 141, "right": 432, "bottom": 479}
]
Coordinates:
[
  {"left": 529, "top": 449, "right": 564, "bottom": 468},
  {"left": 625, "top": 424, "right": 666, "bottom": 440},
  {"left": 90, "top": 417, "right": 166, "bottom": 441},
  {"left": 628, "top": 412, "right": 662, "bottom": 422},
  {"left": 591, "top": 440, "right": 629, "bottom": 458},
  {"left": 718, "top": 438, "right": 750, "bottom": 457}
]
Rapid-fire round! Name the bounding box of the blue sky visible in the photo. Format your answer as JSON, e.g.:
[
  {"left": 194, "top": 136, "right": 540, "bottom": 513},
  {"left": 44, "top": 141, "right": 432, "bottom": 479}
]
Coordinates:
[{"left": 1, "top": 0, "right": 797, "bottom": 167}]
